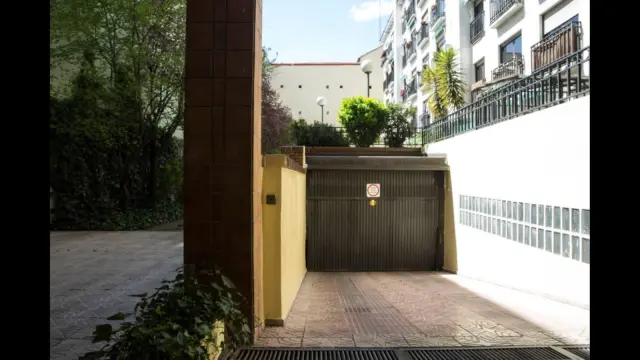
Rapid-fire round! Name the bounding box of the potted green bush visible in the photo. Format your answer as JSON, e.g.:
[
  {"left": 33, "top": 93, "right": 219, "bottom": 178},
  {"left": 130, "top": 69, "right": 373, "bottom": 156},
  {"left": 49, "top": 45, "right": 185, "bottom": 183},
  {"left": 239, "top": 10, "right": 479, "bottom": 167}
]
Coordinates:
[
  {"left": 383, "top": 103, "right": 416, "bottom": 148},
  {"left": 337, "top": 96, "right": 387, "bottom": 147}
]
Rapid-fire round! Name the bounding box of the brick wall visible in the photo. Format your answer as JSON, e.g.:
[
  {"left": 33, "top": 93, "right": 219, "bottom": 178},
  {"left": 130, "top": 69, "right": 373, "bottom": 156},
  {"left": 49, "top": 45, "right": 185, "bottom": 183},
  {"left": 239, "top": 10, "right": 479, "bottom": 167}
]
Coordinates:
[{"left": 281, "top": 146, "right": 305, "bottom": 168}]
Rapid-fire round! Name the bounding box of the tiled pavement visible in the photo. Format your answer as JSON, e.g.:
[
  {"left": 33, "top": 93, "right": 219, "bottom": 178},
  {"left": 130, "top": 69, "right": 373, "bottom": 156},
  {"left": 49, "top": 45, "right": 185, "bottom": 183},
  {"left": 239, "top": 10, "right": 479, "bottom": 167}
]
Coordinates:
[
  {"left": 50, "top": 231, "right": 183, "bottom": 360},
  {"left": 256, "top": 272, "right": 590, "bottom": 348}
]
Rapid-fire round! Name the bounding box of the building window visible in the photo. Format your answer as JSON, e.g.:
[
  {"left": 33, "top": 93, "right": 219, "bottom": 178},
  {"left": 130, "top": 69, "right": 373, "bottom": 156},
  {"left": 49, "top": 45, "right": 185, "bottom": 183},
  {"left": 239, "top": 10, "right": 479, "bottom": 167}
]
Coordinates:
[
  {"left": 437, "top": 37, "right": 446, "bottom": 50},
  {"left": 499, "top": 33, "right": 522, "bottom": 63},
  {"left": 475, "top": 59, "right": 485, "bottom": 82},
  {"left": 474, "top": 0, "right": 484, "bottom": 17},
  {"left": 543, "top": 14, "right": 579, "bottom": 38},
  {"left": 422, "top": 54, "right": 430, "bottom": 67},
  {"left": 340, "top": 85, "right": 343, "bottom": 88},
  {"left": 298, "top": 85, "right": 302, "bottom": 88}
]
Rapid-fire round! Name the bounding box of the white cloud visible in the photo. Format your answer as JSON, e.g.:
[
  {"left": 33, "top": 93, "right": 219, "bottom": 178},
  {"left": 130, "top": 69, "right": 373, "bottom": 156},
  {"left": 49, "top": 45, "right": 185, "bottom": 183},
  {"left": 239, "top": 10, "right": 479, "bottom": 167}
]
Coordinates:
[{"left": 349, "top": 0, "right": 394, "bottom": 22}]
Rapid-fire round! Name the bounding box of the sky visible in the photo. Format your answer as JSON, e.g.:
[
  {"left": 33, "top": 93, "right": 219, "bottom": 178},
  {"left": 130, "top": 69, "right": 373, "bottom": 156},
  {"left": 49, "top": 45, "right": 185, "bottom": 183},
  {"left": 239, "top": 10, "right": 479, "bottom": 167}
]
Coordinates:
[{"left": 263, "top": 0, "right": 394, "bottom": 63}]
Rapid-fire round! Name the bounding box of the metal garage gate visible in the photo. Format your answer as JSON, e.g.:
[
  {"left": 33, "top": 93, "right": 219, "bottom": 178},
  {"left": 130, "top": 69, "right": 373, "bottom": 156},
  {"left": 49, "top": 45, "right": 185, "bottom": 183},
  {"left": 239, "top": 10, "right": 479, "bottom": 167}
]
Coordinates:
[{"left": 306, "top": 165, "right": 444, "bottom": 271}]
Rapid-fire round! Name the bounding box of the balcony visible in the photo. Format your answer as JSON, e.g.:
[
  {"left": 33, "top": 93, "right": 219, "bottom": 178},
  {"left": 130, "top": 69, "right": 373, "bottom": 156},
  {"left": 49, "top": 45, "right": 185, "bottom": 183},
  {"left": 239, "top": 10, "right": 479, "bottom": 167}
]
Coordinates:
[
  {"left": 417, "top": 22, "right": 430, "bottom": 48},
  {"left": 383, "top": 70, "right": 395, "bottom": 91},
  {"left": 402, "top": 78, "right": 418, "bottom": 101},
  {"left": 490, "top": 0, "right": 523, "bottom": 29},
  {"left": 492, "top": 54, "right": 524, "bottom": 81},
  {"left": 531, "top": 21, "right": 582, "bottom": 71},
  {"left": 470, "top": 11, "right": 485, "bottom": 44},
  {"left": 431, "top": 1, "right": 445, "bottom": 32},
  {"left": 404, "top": 41, "right": 417, "bottom": 65},
  {"left": 404, "top": 0, "right": 417, "bottom": 29}
]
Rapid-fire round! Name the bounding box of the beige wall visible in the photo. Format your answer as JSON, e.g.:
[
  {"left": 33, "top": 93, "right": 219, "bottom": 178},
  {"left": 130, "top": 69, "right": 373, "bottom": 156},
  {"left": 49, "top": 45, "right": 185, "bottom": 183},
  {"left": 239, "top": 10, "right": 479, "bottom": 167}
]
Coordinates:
[
  {"left": 262, "top": 155, "right": 307, "bottom": 325},
  {"left": 271, "top": 47, "right": 383, "bottom": 126}
]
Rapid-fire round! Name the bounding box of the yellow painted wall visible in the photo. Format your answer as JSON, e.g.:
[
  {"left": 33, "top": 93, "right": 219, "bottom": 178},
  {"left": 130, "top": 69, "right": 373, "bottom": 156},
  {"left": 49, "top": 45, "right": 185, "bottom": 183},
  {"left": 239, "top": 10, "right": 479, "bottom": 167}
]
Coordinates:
[
  {"left": 443, "top": 171, "right": 459, "bottom": 273},
  {"left": 262, "top": 155, "right": 307, "bottom": 324}
]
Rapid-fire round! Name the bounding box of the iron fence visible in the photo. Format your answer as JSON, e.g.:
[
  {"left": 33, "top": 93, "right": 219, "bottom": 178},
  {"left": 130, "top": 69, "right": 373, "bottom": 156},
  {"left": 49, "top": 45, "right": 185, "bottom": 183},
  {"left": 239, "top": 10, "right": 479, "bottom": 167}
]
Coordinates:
[
  {"left": 470, "top": 11, "right": 485, "bottom": 44},
  {"left": 423, "top": 46, "right": 590, "bottom": 144},
  {"left": 490, "top": 0, "right": 522, "bottom": 25}
]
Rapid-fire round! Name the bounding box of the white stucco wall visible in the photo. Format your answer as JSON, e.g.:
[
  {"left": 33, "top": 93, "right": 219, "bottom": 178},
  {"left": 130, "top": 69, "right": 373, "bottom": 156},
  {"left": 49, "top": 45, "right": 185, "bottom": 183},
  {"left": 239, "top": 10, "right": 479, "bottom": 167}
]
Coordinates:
[
  {"left": 428, "top": 95, "right": 590, "bottom": 309},
  {"left": 271, "top": 47, "right": 383, "bottom": 127},
  {"left": 467, "top": 0, "right": 590, "bottom": 80}
]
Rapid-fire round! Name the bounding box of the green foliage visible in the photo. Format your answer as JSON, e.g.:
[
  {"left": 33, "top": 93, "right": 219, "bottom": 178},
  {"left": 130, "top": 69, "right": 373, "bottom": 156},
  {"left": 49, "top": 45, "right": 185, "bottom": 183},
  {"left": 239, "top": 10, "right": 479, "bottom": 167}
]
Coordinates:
[
  {"left": 337, "top": 96, "right": 388, "bottom": 147},
  {"left": 50, "top": 53, "right": 183, "bottom": 230},
  {"left": 287, "top": 119, "right": 350, "bottom": 147},
  {"left": 383, "top": 104, "right": 417, "bottom": 148},
  {"left": 421, "top": 47, "right": 466, "bottom": 119},
  {"left": 262, "top": 47, "right": 294, "bottom": 154},
  {"left": 79, "top": 266, "right": 251, "bottom": 360}
]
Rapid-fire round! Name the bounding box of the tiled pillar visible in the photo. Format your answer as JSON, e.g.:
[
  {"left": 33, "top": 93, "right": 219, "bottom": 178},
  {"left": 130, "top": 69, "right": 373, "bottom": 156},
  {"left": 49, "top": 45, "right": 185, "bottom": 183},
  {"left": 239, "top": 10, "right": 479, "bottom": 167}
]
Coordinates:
[{"left": 184, "top": 0, "right": 263, "bottom": 339}]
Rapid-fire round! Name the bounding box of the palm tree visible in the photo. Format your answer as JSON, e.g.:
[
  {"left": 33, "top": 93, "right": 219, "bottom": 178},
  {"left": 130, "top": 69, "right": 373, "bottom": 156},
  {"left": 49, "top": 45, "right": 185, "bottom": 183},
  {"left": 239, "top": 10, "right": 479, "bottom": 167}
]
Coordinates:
[
  {"left": 422, "top": 66, "right": 447, "bottom": 119},
  {"left": 421, "top": 47, "right": 466, "bottom": 119}
]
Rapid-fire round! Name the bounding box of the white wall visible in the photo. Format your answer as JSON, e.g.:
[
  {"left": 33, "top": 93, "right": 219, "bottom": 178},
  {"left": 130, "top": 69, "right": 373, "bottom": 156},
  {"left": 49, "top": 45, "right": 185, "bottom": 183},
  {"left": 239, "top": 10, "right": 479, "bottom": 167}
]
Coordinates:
[
  {"left": 428, "top": 96, "right": 590, "bottom": 309},
  {"left": 467, "top": 0, "right": 590, "bottom": 79},
  {"left": 271, "top": 47, "right": 383, "bottom": 127}
]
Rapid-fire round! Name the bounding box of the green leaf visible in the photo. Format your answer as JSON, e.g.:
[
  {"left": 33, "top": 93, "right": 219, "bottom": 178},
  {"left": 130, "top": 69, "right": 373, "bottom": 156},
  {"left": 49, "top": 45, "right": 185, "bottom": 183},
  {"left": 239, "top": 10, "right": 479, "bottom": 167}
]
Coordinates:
[
  {"left": 92, "top": 324, "right": 113, "bottom": 343},
  {"left": 221, "top": 275, "right": 235, "bottom": 289},
  {"left": 107, "top": 312, "right": 128, "bottom": 321},
  {"left": 177, "top": 331, "right": 185, "bottom": 345}
]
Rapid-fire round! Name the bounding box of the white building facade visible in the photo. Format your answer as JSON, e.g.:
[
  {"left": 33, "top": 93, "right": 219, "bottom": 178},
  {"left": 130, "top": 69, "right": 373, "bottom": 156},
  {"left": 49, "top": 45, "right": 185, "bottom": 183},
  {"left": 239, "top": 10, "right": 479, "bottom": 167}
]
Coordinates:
[
  {"left": 271, "top": 46, "right": 384, "bottom": 127},
  {"left": 380, "top": 0, "right": 589, "bottom": 127}
]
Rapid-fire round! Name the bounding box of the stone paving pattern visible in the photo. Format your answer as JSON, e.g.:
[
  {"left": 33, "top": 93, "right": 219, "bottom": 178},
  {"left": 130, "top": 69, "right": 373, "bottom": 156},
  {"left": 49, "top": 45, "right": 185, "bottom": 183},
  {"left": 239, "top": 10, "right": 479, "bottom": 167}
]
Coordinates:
[
  {"left": 256, "top": 272, "right": 590, "bottom": 348},
  {"left": 50, "top": 231, "right": 183, "bottom": 360}
]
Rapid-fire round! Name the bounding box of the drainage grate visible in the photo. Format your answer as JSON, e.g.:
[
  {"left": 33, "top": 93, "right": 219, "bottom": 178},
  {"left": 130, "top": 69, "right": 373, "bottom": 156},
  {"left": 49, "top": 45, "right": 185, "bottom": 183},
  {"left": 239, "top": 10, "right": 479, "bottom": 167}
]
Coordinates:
[
  {"left": 407, "top": 347, "right": 571, "bottom": 360},
  {"left": 560, "top": 345, "right": 590, "bottom": 360},
  {"left": 345, "top": 307, "right": 372, "bottom": 313},
  {"left": 233, "top": 349, "right": 397, "bottom": 360},
  {"left": 229, "top": 347, "right": 579, "bottom": 360}
]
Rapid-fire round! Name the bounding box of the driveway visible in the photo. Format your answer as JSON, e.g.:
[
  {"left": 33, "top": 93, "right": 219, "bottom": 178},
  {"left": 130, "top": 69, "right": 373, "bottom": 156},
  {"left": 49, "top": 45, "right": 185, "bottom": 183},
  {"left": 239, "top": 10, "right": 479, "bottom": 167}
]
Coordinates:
[
  {"left": 257, "top": 272, "right": 590, "bottom": 348},
  {"left": 50, "top": 231, "right": 183, "bottom": 360}
]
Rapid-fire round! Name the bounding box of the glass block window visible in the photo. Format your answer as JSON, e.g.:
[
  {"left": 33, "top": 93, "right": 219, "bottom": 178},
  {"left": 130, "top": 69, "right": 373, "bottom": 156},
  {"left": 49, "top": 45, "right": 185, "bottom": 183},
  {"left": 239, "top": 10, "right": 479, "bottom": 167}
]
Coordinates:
[
  {"left": 531, "top": 204, "right": 537, "bottom": 224},
  {"left": 571, "top": 236, "right": 580, "bottom": 261},
  {"left": 545, "top": 230, "right": 552, "bottom": 251},
  {"left": 562, "top": 234, "right": 570, "bottom": 258},
  {"left": 525, "top": 203, "right": 530, "bottom": 223},
  {"left": 581, "top": 209, "right": 590, "bottom": 235},
  {"left": 538, "top": 229, "right": 545, "bottom": 249},
  {"left": 506, "top": 221, "right": 512, "bottom": 239},
  {"left": 498, "top": 200, "right": 503, "bottom": 217},
  {"left": 492, "top": 218, "right": 497, "bottom": 234},
  {"left": 518, "top": 224, "right": 524, "bottom": 243},
  {"left": 507, "top": 201, "right": 512, "bottom": 218},
  {"left": 545, "top": 206, "right": 553, "bottom": 227},
  {"left": 562, "top": 208, "right": 570, "bottom": 231},
  {"left": 531, "top": 227, "right": 537, "bottom": 247},
  {"left": 553, "top": 206, "right": 561, "bottom": 229},
  {"left": 492, "top": 199, "right": 497, "bottom": 215},
  {"left": 513, "top": 202, "right": 518, "bottom": 220},
  {"left": 502, "top": 200, "right": 507, "bottom": 217},
  {"left": 538, "top": 206, "right": 544, "bottom": 226},
  {"left": 571, "top": 209, "right": 580, "bottom": 233},
  {"left": 582, "top": 238, "right": 590, "bottom": 264},
  {"left": 524, "top": 225, "right": 530, "bottom": 245},
  {"left": 518, "top": 202, "right": 524, "bottom": 221},
  {"left": 553, "top": 232, "right": 561, "bottom": 255},
  {"left": 512, "top": 222, "right": 518, "bottom": 241}
]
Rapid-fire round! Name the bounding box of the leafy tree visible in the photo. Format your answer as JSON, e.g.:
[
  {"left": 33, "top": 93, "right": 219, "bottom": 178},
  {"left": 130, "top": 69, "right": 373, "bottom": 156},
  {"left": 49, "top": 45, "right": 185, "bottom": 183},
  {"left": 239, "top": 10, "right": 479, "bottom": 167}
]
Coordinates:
[
  {"left": 262, "top": 47, "right": 294, "bottom": 154},
  {"left": 383, "top": 103, "right": 416, "bottom": 147},
  {"left": 422, "top": 47, "right": 466, "bottom": 119},
  {"left": 287, "top": 119, "right": 350, "bottom": 147},
  {"left": 337, "top": 96, "right": 387, "bottom": 147}
]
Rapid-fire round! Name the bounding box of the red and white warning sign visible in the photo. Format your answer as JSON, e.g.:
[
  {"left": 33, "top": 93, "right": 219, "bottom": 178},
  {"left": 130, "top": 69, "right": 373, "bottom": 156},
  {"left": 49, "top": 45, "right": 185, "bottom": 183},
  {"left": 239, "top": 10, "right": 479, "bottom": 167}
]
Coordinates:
[{"left": 366, "top": 183, "right": 380, "bottom": 198}]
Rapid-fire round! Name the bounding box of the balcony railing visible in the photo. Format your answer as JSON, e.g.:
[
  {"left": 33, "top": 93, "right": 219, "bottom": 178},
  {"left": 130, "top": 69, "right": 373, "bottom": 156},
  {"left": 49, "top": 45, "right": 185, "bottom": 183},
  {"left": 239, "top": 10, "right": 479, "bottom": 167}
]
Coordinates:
[
  {"left": 531, "top": 21, "right": 582, "bottom": 71},
  {"left": 403, "top": 78, "right": 418, "bottom": 101},
  {"left": 404, "top": 42, "right": 417, "bottom": 62},
  {"left": 422, "top": 47, "right": 590, "bottom": 144},
  {"left": 418, "top": 22, "right": 429, "bottom": 44},
  {"left": 470, "top": 11, "right": 485, "bottom": 44},
  {"left": 491, "top": 54, "right": 524, "bottom": 81},
  {"left": 383, "top": 70, "right": 395, "bottom": 90},
  {"left": 432, "top": 0, "right": 445, "bottom": 25},
  {"left": 490, "top": 0, "right": 522, "bottom": 26},
  {"left": 404, "top": 0, "right": 417, "bottom": 25}
]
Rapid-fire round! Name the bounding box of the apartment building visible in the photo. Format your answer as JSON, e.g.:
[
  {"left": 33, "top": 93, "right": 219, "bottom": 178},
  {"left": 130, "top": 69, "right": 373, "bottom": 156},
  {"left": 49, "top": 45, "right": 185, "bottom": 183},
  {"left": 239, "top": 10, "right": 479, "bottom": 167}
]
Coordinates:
[{"left": 380, "top": 0, "right": 589, "bottom": 126}]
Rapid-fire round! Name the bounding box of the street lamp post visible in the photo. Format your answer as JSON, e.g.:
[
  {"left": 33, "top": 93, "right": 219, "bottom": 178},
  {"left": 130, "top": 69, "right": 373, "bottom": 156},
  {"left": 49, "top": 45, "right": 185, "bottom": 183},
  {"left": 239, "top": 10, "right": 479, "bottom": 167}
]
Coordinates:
[
  {"left": 316, "top": 96, "right": 327, "bottom": 123},
  {"left": 360, "top": 60, "right": 373, "bottom": 97}
]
